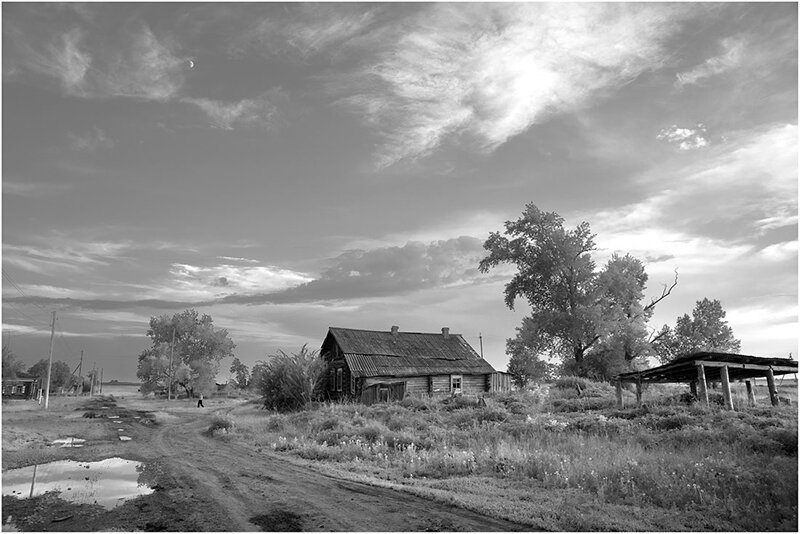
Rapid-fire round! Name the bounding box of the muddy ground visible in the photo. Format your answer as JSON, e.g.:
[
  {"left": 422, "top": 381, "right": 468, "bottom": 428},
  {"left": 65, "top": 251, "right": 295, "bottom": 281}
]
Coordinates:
[{"left": 2, "top": 396, "right": 526, "bottom": 531}]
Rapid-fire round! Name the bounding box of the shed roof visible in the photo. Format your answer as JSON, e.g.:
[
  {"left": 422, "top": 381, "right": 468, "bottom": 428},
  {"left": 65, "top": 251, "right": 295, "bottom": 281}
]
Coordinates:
[
  {"left": 616, "top": 352, "right": 798, "bottom": 383},
  {"left": 322, "top": 327, "right": 497, "bottom": 378}
]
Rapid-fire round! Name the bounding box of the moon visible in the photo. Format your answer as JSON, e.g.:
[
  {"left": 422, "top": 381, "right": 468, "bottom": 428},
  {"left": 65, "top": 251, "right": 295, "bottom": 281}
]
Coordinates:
[{"left": 188, "top": 60, "right": 195, "bottom": 69}]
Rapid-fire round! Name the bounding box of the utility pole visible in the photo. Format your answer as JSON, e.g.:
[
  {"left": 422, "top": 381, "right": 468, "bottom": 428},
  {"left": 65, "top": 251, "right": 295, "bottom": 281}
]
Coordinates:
[
  {"left": 479, "top": 333, "right": 484, "bottom": 359},
  {"left": 90, "top": 363, "right": 97, "bottom": 396},
  {"left": 168, "top": 328, "right": 176, "bottom": 401},
  {"left": 100, "top": 368, "right": 103, "bottom": 394},
  {"left": 44, "top": 311, "right": 56, "bottom": 410}
]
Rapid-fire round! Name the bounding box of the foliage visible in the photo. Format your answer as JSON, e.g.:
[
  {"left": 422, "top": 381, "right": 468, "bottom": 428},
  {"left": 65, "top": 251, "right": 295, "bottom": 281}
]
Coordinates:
[
  {"left": 479, "top": 204, "right": 672, "bottom": 376},
  {"left": 506, "top": 335, "right": 554, "bottom": 387},
  {"left": 229, "top": 357, "right": 250, "bottom": 390},
  {"left": 227, "top": 383, "right": 797, "bottom": 531},
  {"left": 136, "top": 309, "right": 235, "bottom": 397},
  {"left": 252, "top": 345, "right": 325, "bottom": 411},
  {"left": 2, "top": 345, "right": 26, "bottom": 379},
  {"left": 27, "top": 359, "right": 72, "bottom": 389},
  {"left": 652, "top": 298, "right": 741, "bottom": 364}
]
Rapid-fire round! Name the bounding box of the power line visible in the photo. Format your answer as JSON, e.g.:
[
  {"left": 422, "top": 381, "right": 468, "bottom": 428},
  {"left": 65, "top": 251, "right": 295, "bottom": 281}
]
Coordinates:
[
  {"left": 2, "top": 268, "right": 50, "bottom": 313},
  {"left": 2, "top": 301, "right": 52, "bottom": 329}
]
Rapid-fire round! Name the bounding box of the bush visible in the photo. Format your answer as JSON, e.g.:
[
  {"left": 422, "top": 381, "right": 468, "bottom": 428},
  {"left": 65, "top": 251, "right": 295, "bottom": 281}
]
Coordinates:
[
  {"left": 206, "top": 416, "right": 234, "bottom": 436},
  {"left": 252, "top": 345, "right": 325, "bottom": 412}
]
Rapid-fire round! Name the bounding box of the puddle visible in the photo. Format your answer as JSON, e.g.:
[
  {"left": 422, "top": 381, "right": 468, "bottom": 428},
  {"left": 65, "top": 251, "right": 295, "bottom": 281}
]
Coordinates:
[
  {"left": 114, "top": 421, "right": 122, "bottom": 424},
  {"left": 108, "top": 416, "right": 120, "bottom": 419},
  {"left": 51, "top": 437, "right": 86, "bottom": 448},
  {"left": 2, "top": 458, "right": 154, "bottom": 509},
  {"left": 119, "top": 436, "right": 132, "bottom": 441}
]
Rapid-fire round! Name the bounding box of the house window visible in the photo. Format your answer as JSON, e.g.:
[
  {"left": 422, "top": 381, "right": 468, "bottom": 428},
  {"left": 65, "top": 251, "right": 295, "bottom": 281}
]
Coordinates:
[
  {"left": 450, "top": 375, "right": 462, "bottom": 394},
  {"left": 336, "top": 368, "right": 343, "bottom": 392}
]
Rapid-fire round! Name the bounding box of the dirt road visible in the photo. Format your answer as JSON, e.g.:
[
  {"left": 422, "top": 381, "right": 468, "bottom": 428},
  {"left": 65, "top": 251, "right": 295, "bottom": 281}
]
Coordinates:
[{"left": 2, "top": 396, "right": 527, "bottom": 531}]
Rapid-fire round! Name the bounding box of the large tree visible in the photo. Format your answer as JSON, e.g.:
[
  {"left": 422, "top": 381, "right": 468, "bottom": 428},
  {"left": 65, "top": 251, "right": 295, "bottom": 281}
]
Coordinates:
[
  {"left": 27, "top": 359, "right": 72, "bottom": 389},
  {"left": 229, "top": 357, "right": 250, "bottom": 390},
  {"left": 479, "top": 203, "right": 675, "bottom": 377},
  {"left": 2, "top": 346, "right": 26, "bottom": 379},
  {"left": 137, "top": 309, "right": 235, "bottom": 397},
  {"left": 652, "top": 298, "right": 741, "bottom": 364}
]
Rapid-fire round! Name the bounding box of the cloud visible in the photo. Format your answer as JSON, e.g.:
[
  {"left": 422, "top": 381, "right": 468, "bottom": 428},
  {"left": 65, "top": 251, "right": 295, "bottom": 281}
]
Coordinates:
[
  {"left": 98, "top": 25, "right": 186, "bottom": 101},
  {"left": 7, "top": 20, "right": 187, "bottom": 102},
  {"left": 328, "top": 3, "right": 691, "bottom": 167},
  {"left": 68, "top": 127, "right": 115, "bottom": 152},
  {"left": 232, "top": 4, "right": 380, "bottom": 59},
  {"left": 675, "top": 37, "right": 745, "bottom": 88},
  {"left": 166, "top": 262, "right": 312, "bottom": 300},
  {"left": 2, "top": 239, "right": 132, "bottom": 275},
  {"left": 2, "top": 181, "right": 73, "bottom": 197},
  {"left": 656, "top": 124, "right": 709, "bottom": 150},
  {"left": 182, "top": 94, "right": 279, "bottom": 130}
]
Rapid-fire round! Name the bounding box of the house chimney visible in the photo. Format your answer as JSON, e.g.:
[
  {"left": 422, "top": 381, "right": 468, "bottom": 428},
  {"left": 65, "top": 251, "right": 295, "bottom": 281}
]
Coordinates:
[
  {"left": 391, "top": 325, "right": 399, "bottom": 337},
  {"left": 442, "top": 327, "right": 450, "bottom": 339}
]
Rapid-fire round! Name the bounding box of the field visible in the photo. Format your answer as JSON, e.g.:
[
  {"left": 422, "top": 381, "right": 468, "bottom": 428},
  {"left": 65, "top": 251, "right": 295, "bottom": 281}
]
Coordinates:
[
  {"left": 224, "top": 378, "right": 798, "bottom": 531},
  {"left": 2, "top": 378, "right": 797, "bottom": 531}
]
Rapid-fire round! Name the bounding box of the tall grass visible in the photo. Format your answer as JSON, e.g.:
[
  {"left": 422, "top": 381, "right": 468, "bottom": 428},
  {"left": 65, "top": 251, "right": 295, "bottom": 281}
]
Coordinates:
[{"left": 228, "top": 381, "right": 797, "bottom": 530}]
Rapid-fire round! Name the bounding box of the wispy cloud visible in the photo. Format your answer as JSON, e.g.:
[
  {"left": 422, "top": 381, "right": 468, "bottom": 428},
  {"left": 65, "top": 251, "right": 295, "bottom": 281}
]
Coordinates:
[
  {"left": 675, "top": 37, "right": 745, "bottom": 88},
  {"left": 657, "top": 124, "right": 709, "bottom": 150},
  {"left": 68, "top": 127, "right": 115, "bottom": 152},
  {"left": 3, "top": 181, "right": 73, "bottom": 197},
  {"left": 329, "top": 3, "right": 691, "bottom": 167},
  {"left": 2, "top": 238, "right": 132, "bottom": 275},
  {"left": 182, "top": 93, "right": 280, "bottom": 130}
]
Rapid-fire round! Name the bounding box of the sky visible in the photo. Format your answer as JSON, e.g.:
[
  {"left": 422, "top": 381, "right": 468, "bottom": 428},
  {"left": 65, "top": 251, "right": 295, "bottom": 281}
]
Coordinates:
[{"left": 2, "top": 2, "right": 797, "bottom": 383}]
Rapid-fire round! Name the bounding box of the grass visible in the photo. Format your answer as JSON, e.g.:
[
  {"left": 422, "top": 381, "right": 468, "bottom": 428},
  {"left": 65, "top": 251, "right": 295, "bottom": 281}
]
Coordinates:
[{"left": 222, "top": 379, "right": 798, "bottom": 531}]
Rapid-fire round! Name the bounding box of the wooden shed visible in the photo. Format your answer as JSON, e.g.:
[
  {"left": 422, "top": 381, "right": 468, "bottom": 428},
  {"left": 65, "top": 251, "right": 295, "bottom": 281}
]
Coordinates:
[
  {"left": 320, "top": 326, "right": 509, "bottom": 404},
  {"left": 615, "top": 351, "right": 798, "bottom": 409}
]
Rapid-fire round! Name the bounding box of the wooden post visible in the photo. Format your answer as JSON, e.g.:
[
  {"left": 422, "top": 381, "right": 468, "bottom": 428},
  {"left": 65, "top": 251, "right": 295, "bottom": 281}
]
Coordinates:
[
  {"left": 766, "top": 368, "right": 779, "bottom": 406},
  {"left": 635, "top": 379, "right": 643, "bottom": 407},
  {"left": 615, "top": 379, "right": 623, "bottom": 408},
  {"left": 720, "top": 365, "right": 733, "bottom": 410},
  {"left": 689, "top": 380, "right": 697, "bottom": 398},
  {"left": 697, "top": 364, "right": 709, "bottom": 406},
  {"left": 745, "top": 380, "right": 756, "bottom": 407}
]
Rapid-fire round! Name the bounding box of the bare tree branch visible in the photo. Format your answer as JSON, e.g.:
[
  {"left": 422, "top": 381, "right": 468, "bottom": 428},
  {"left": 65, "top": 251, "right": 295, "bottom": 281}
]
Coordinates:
[{"left": 644, "top": 269, "right": 678, "bottom": 313}]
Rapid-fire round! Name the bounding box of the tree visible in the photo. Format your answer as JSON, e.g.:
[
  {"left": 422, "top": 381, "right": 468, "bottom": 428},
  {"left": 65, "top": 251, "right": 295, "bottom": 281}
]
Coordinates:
[
  {"left": 2, "top": 346, "right": 25, "bottom": 379},
  {"left": 479, "top": 203, "right": 675, "bottom": 377},
  {"left": 506, "top": 327, "right": 555, "bottom": 387},
  {"left": 27, "top": 359, "right": 72, "bottom": 389},
  {"left": 652, "top": 298, "right": 741, "bottom": 364},
  {"left": 136, "top": 309, "right": 235, "bottom": 397},
  {"left": 229, "top": 357, "right": 250, "bottom": 390},
  {"left": 251, "top": 345, "right": 325, "bottom": 411}
]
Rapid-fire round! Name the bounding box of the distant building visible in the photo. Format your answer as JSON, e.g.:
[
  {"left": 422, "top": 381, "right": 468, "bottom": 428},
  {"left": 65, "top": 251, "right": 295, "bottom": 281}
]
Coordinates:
[
  {"left": 320, "top": 326, "right": 510, "bottom": 404},
  {"left": 2, "top": 377, "right": 41, "bottom": 400}
]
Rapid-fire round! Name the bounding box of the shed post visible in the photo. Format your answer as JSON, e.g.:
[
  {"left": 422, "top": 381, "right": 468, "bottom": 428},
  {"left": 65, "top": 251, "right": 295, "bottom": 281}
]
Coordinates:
[
  {"left": 766, "top": 368, "right": 779, "bottom": 406},
  {"left": 615, "top": 379, "right": 623, "bottom": 408},
  {"left": 689, "top": 380, "right": 697, "bottom": 398},
  {"left": 745, "top": 380, "right": 756, "bottom": 407},
  {"left": 635, "top": 378, "right": 643, "bottom": 407},
  {"left": 696, "top": 364, "right": 709, "bottom": 406},
  {"left": 720, "top": 365, "right": 734, "bottom": 410}
]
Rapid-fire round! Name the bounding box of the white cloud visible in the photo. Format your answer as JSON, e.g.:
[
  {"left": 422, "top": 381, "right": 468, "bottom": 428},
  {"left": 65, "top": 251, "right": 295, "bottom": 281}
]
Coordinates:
[
  {"left": 68, "top": 127, "right": 115, "bottom": 152},
  {"left": 164, "top": 262, "right": 312, "bottom": 300},
  {"left": 675, "top": 37, "right": 745, "bottom": 88},
  {"left": 3, "top": 239, "right": 132, "bottom": 275},
  {"left": 331, "top": 3, "right": 691, "bottom": 167},
  {"left": 99, "top": 26, "right": 186, "bottom": 101},
  {"left": 182, "top": 94, "right": 279, "bottom": 130},
  {"left": 2, "top": 181, "right": 72, "bottom": 197},
  {"left": 657, "top": 124, "right": 709, "bottom": 150}
]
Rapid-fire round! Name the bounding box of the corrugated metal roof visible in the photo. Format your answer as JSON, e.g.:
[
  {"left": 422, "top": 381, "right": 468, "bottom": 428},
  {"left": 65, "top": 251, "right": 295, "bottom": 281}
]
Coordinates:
[{"left": 323, "top": 327, "right": 497, "bottom": 378}]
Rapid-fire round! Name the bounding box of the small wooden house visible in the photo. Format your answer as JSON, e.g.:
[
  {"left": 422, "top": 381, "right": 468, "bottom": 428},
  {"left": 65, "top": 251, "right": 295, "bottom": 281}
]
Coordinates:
[
  {"left": 2, "top": 377, "right": 41, "bottom": 400},
  {"left": 320, "top": 326, "right": 509, "bottom": 404}
]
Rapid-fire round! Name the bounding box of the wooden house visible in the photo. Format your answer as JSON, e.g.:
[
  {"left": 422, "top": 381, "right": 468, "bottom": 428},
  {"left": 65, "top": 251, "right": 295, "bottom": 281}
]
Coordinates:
[
  {"left": 320, "top": 326, "right": 510, "bottom": 404},
  {"left": 2, "top": 377, "right": 41, "bottom": 400}
]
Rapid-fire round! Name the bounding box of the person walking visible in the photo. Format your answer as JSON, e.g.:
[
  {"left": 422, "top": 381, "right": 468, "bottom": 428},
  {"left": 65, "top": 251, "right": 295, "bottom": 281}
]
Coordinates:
[{"left": 197, "top": 393, "right": 204, "bottom": 408}]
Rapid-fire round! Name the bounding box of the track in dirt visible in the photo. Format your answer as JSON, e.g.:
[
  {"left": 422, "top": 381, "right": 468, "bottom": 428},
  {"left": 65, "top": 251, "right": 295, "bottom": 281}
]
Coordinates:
[{"left": 137, "top": 402, "right": 527, "bottom": 532}]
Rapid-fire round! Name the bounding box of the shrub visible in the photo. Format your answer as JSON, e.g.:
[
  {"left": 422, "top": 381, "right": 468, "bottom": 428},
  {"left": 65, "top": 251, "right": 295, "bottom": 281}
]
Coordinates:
[
  {"left": 206, "top": 416, "right": 234, "bottom": 436},
  {"left": 252, "top": 345, "right": 325, "bottom": 412}
]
